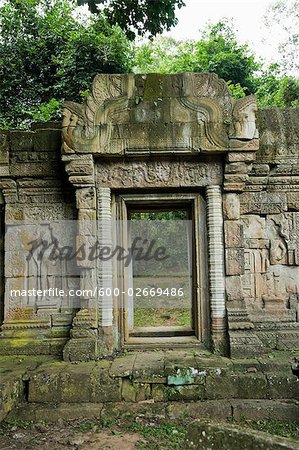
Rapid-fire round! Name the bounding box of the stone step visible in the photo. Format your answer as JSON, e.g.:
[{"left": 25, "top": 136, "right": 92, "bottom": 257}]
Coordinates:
[
  {"left": 1, "top": 351, "right": 298, "bottom": 420},
  {"left": 7, "top": 399, "right": 299, "bottom": 424},
  {"left": 186, "top": 420, "right": 299, "bottom": 450}
]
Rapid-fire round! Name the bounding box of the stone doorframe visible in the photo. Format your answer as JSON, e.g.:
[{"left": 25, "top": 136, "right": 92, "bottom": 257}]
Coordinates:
[
  {"left": 61, "top": 73, "right": 259, "bottom": 361},
  {"left": 113, "top": 192, "right": 209, "bottom": 346}
]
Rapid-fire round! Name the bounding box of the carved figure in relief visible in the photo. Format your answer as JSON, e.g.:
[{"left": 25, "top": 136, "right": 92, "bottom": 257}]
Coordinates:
[
  {"left": 232, "top": 95, "right": 259, "bottom": 140},
  {"left": 269, "top": 213, "right": 299, "bottom": 266}
]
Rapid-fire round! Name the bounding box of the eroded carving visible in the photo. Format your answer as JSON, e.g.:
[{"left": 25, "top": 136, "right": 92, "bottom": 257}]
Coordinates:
[
  {"left": 62, "top": 74, "right": 123, "bottom": 153},
  {"left": 61, "top": 73, "right": 259, "bottom": 155},
  {"left": 231, "top": 95, "right": 259, "bottom": 140},
  {"left": 96, "top": 160, "right": 223, "bottom": 188}
]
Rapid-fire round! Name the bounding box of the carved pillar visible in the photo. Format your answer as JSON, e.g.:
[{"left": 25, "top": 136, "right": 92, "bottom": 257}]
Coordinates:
[
  {"left": 96, "top": 187, "right": 114, "bottom": 355},
  {"left": 62, "top": 154, "right": 100, "bottom": 361},
  {"left": 61, "top": 155, "right": 115, "bottom": 360},
  {"left": 206, "top": 185, "right": 228, "bottom": 354},
  {"left": 97, "top": 188, "right": 113, "bottom": 327}
]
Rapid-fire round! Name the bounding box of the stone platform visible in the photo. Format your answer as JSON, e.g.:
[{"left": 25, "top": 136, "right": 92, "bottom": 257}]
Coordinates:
[{"left": 1, "top": 349, "right": 299, "bottom": 423}]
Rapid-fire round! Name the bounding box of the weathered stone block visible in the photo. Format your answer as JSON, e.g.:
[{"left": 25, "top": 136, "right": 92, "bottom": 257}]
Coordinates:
[
  {"left": 186, "top": 420, "right": 299, "bottom": 450},
  {"left": 223, "top": 194, "right": 240, "bottom": 220},
  {"left": 205, "top": 372, "right": 237, "bottom": 399},
  {"left": 225, "top": 248, "right": 244, "bottom": 275},
  {"left": 225, "top": 276, "right": 243, "bottom": 301},
  {"left": 240, "top": 192, "right": 288, "bottom": 215},
  {"left": 224, "top": 221, "right": 244, "bottom": 248},
  {"left": 206, "top": 372, "right": 267, "bottom": 400},
  {"left": 109, "top": 354, "right": 136, "bottom": 378},
  {"left": 227, "top": 152, "right": 256, "bottom": 162},
  {"left": 60, "top": 364, "right": 94, "bottom": 402},
  {"left": 121, "top": 379, "right": 137, "bottom": 402},
  {"left": 242, "top": 215, "right": 265, "bottom": 239},
  {"left": 33, "top": 129, "right": 61, "bottom": 152},
  {"left": 225, "top": 162, "right": 252, "bottom": 174},
  {"left": 10, "top": 131, "right": 34, "bottom": 152},
  {"left": 28, "top": 365, "right": 65, "bottom": 402},
  {"left": 90, "top": 363, "right": 121, "bottom": 403},
  {"left": 133, "top": 352, "right": 165, "bottom": 380},
  {"left": 232, "top": 399, "right": 299, "bottom": 421},
  {"left": 166, "top": 400, "right": 232, "bottom": 420},
  {"left": 166, "top": 385, "right": 206, "bottom": 401},
  {"left": 152, "top": 384, "right": 166, "bottom": 402},
  {"left": 287, "top": 192, "right": 299, "bottom": 211},
  {"left": 266, "top": 373, "right": 299, "bottom": 399},
  {"left": 0, "top": 374, "right": 24, "bottom": 421}
]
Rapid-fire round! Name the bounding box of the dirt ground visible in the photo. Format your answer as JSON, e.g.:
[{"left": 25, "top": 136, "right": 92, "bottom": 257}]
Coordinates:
[
  {"left": 0, "top": 416, "right": 186, "bottom": 450},
  {"left": 0, "top": 421, "right": 144, "bottom": 450}
]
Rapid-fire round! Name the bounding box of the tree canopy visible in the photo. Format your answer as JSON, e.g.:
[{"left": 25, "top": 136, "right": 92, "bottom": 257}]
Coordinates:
[
  {"left": 133, "top": 21, "right": 258, "bottom": 93},
  {"left": 133, "top": 19, "right": 299, "bottom": 105},
  {"left": 77, "top": 0, "right": 185, "bottom": 39},
  {"left": 0, "top": 0, "right": 132, "bottom": 128},
  {"left": 0, "top": 0, "right": 298, "bottom": 129}
]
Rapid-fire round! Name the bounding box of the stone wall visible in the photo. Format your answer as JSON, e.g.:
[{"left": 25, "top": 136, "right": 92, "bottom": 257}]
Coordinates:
[
  {"left": 0, "top": 127, "right": 77, "bottom": 355},
  {"left": 226, "top": 109, "right": 299, "bottom": 356},
  {"left": 0, "top": 73, "right": 298, "bottom": 359}
]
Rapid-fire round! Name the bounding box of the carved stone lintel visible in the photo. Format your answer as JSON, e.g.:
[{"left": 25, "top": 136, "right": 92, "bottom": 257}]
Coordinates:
[
  {"left": 96, "top": 160, "right": 223, "bottom": 188},
  {"left": 62, "top": 73, "right": 259, "bottom": 156}
]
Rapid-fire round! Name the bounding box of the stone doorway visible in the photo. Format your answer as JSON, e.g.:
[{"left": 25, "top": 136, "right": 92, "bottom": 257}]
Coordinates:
[
  {"left": 113, "top": 192, "right": 208, "bottom": 347},
  {"left": 61, "top": 72, "right": 259, "bottom": 360}
]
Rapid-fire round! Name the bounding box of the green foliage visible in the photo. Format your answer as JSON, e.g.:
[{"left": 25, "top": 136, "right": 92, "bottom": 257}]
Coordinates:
[
  {"left": 77, "top": 0, "right": 185, "bottom": 39},
  {"left": 125, "top": 421, "right": 186, "bottom": 450},
  {"left": 282, "top": 77, "right": 299, "bottom": 107},
  {"left": 227, "top": 82, "right": 248, "bottom": 99},
  {"left": 1, "top": 1, "right": 298, "bottom": 130},
  {"left": 252, "top": 65, "right": 299, "bottom": 108},
  {"left": 133, "top": 20, "right": 299, "bottom": 107},
  {"left": 31, "top": 99, "right": 63, "bottom": 123},
  {"left": 133, "top": 20, "right": 259, "bottom": 92},
  {"left": 0, "top": 0, "right": 132, "bottom": 128},
  {"left": 237, "top": 418, "right": 299, "bottom": 441}
]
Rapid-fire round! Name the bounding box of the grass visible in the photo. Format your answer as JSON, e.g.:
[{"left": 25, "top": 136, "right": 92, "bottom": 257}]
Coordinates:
[
  {"left": 229, "top": 417, "right": 299, "bottom": 441},
  {"left": 123, "top": 421, "right": 186, "bottom": 450},
  {"left": 246, "top": 419, "right": 299, "bottom": 441},
  {"left": 134, "top": 307, "right": 191, "bottom": 327},
  {"left": 1, "top": 416, "right": 298, "bottom": 449},
  {"left": 76, "top": 418, "right": 187, "bottom": 449}
]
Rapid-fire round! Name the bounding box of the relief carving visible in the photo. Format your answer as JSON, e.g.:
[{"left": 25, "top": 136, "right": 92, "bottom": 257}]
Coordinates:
[
  {"left": 268, "top": 213, "right": 299, "bottom": 266},
  {"left": 231, "top": 95, "right": 259, "bottom": 140},
  {"left": 241, "top": 213, "right": 299, "bottom": 322},
  {"left": 61, "top": 73, "right": 259, "bottom": 155},
  {"left": 6, "top": 223, "right": 79, "bottom": 315},
  {"left": 62, "top": 74, "right": 123, "bottom": 153},
  {"left": 96, "top": 160, "right": 223, "bottom": 188}
]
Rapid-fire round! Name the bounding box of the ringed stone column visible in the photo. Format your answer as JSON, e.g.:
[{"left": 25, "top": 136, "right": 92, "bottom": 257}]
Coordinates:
[
  {"left": 206, "top": 185, "right": 227, "bottom": 354},
  {"left": 97, "top": 187, "right": 115, "bottom": 354}
]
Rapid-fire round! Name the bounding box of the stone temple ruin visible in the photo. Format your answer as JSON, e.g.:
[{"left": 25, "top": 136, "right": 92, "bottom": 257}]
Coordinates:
[{"left": 0, "top": 72, "right": 298, "bottom": 362}]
